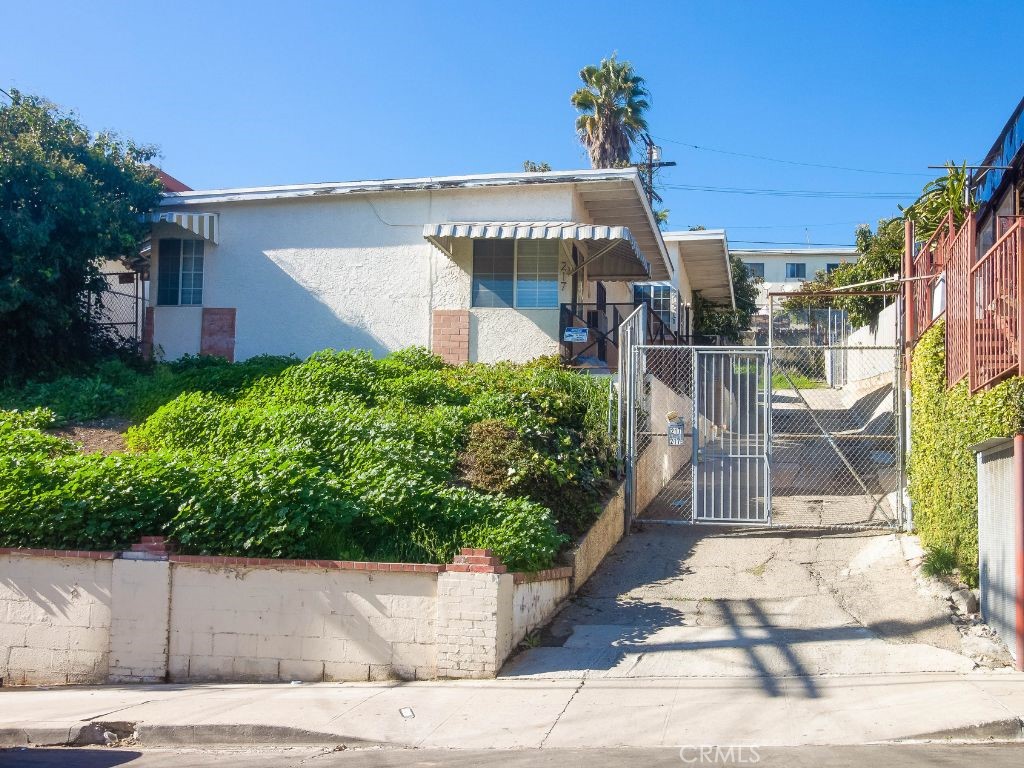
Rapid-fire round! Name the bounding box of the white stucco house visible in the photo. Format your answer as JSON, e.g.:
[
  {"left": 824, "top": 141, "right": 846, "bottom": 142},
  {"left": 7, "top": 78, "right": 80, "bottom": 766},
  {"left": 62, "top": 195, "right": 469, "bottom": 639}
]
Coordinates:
[{"left": 142, "top": 168, "right": 733, "bottom": 368}]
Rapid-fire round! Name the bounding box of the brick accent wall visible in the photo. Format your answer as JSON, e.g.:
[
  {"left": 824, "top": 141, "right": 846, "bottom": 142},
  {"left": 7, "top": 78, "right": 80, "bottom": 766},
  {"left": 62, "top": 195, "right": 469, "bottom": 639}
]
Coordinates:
[
  {"left": 142, "top": 307, "right": 155, "bottom": 361},
  {"left": 200, "top": 308, "right": 237, "bottom": 362},
  {"left": 431, "top": 309, "right": 469, "bottom": 365}
]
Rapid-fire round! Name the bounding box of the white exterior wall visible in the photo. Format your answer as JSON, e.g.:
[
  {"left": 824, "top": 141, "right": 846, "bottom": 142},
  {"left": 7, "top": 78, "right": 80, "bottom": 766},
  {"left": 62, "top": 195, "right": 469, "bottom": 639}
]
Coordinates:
[
  {"left": 150, "top": 185, "right": 589, "bottom": 363},
  {"left": 442, "top": 236, "right": 566, "bottom": 363}
]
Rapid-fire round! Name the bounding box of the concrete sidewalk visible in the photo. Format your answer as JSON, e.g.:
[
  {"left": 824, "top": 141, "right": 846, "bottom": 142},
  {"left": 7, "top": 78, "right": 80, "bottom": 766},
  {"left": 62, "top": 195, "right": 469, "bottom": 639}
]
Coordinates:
[{"left": 1, "top": 673, "right": 1022, "bottom": 749}]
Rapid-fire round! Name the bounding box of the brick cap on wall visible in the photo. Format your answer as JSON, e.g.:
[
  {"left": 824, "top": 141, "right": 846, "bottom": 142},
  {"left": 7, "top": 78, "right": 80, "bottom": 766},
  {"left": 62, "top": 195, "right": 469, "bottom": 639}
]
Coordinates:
[
  {"left": 0, "top": 541, "right": 573, "bottom": 582},
  {"left": 0, "top": 548, "right": 116, "bottom": 560}
]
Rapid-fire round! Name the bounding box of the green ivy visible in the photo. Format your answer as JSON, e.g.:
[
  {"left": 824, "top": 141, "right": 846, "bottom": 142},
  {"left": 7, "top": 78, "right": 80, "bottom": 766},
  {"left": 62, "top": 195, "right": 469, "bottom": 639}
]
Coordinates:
[
  {"left": 908, "top": 321, "right": 1024, "bottom": 586},
  {"left": 0, "top": 348, "right": 611, "bottom": 571}
]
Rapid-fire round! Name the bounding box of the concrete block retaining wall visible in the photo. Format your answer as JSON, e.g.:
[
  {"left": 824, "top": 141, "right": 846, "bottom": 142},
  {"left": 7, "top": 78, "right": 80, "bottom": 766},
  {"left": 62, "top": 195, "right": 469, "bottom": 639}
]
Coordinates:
[
  {"left": 0, "top": 551, "right": 114, "bottom": 686},
  {"left": 0, "top": 488, "right": 625, "bottom": 686},
  {"left": 567, "top": 483, "right": 624, "bottom": 590},
  {"left": 0, "top": 545, "right": 575, "bottom": 685}
]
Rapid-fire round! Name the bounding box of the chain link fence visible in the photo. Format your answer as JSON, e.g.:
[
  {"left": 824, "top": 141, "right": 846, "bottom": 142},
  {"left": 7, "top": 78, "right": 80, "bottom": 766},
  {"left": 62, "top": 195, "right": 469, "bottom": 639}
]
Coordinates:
[{"left": 770, "top": 344, "right": 901, "bottom": 528}]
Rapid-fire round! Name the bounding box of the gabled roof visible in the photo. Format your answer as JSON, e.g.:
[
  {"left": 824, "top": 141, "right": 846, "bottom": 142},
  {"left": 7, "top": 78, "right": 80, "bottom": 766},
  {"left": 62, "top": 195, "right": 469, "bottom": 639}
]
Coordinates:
[{"left": 159, "top": 168, "right": 672, "bottom": 280}]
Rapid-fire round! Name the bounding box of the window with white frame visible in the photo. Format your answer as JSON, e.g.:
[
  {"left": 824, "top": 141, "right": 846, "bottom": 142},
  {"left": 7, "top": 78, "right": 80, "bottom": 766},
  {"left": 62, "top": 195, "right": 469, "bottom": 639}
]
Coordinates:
[
  {"left": 471, "top": 239, "right": 559, "bottom": 308},
  {"left": 826, "top": 263, "right": 841, "bottom": 275},
  {"left": 157, "top": 238, "right": 204, "bottom": 306},
  {"left": 745, "top": 262, "right": 765, "bottom": 279},
  {"left": 633, "top": 283, "right": 675, "bottom": 325},
  {"left": 785, "top": 262, "right": 806, "bottom": 280}
]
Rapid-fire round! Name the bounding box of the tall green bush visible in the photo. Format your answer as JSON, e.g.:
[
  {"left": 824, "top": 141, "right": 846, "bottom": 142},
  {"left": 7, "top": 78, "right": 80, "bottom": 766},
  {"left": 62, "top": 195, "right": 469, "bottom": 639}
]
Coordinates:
[
  {"left": 909, "top": 321, "right": 1024, "bottom": 585},
  {"left": 0, "top": 348, "right": 610, "bottom": 571}
]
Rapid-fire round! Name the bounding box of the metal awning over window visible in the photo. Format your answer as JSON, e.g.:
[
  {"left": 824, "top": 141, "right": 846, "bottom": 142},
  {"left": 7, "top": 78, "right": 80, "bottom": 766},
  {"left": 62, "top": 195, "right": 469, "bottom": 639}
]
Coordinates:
[
  {"left": 423, "top": 221, "right": 651, "bottom": 280},
  {"left": 150, "top": 211, "right": 219, "bottom": 244}
]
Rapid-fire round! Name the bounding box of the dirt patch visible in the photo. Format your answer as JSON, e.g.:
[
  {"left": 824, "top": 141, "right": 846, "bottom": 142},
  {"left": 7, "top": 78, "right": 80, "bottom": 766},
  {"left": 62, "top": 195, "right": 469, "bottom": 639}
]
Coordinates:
[{"left": 50, "top": 418, "right": 131, "bottom": 455}]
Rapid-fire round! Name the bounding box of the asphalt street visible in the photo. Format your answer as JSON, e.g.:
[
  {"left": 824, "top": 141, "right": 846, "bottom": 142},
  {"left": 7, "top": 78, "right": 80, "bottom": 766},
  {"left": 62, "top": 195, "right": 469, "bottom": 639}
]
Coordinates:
[{"left": 3, "top": 745, "right": 1024, "bottom": 767}]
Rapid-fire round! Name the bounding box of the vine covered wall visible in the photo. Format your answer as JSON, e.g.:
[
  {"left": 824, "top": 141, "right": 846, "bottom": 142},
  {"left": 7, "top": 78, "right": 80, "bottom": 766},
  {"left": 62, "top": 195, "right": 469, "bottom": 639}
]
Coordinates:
[{"left": 908, "top": 320, "right": 1024, "bottom": 585}]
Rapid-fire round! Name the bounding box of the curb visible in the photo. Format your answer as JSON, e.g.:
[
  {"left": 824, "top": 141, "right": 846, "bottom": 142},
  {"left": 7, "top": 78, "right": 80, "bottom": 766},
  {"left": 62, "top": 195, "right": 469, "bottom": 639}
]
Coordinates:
[
  {"left": 897, "top": 717, "right": 1024, "bottom": 743},
  {"left": 0, "top": 721, "right": 386, "bottom": 749},
  {"left": 137, "top": 724, "right": 383, "bottom": 747}
]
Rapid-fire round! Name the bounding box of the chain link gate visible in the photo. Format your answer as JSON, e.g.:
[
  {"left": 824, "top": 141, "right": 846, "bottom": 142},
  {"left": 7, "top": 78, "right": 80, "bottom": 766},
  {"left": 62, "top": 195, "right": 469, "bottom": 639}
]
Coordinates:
[{"left": 623, "top": 339, "right": 904, "bottom": 530}]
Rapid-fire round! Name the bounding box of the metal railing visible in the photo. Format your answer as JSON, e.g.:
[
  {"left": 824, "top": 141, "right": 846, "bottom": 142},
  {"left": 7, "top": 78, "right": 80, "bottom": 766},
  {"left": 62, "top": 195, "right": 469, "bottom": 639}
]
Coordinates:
[
  {"left": 559, "top": 301, "right": 685, "bottom": 370},
  {"left": 970, "top": 218, "right": 1023, "bottom": 391}
]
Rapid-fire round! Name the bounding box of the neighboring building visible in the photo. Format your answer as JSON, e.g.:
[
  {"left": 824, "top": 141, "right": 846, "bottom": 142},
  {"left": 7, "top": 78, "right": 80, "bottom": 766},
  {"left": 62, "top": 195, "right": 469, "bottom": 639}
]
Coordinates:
[
  {"left": 731, "top": 247, "right": 860, "bottom": 310},
  {"left": 142, "top": 168, "right": 734, "bottom": 369}
]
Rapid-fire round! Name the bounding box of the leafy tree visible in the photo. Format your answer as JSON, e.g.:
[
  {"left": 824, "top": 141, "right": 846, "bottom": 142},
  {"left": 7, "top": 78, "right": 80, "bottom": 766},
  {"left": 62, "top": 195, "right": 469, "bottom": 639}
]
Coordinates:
[
  {"left": 522, "top": 160, "right": 552, "bottom": 172},
  {"left": 570, "top": 54, "right": 650, "bottom": 168},
  {"left": 0, "top": 90, "right": 162, "bottom": 378},
  {"left": 654, "top": 208, "right": 670, "bottom": 228},
  {"left": 900, "top": 162, "right": 975, "bottom": 241},
  {"left": 785, "top": 217, "right": 903, "bottom": 328},
  {"left": 693, "top": 253, "right": 760, "bottom": 342}
]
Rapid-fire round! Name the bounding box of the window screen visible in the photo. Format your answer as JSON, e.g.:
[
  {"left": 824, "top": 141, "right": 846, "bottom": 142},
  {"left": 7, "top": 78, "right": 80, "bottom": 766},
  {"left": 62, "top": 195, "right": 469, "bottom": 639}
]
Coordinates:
[
  {"left": 156, "top": 238, "right": 204, "bottom": 306},
  {"left": 746, "top": 262, "right": 765, "bottom": 279},
  {"left": 157, "top": 239, "right": 181, "bottom": 306},
  {"left": 785, "top": 262, "right": 806, "bottom": 279},
  {"left": 180, "top": 240, "right": 204, "bottom": 305},
  {"left": 515, "top": 240, "right": 559, "bottom": 308},
  {"left": 472, "top": 240, "right": 515, "bottom": 307}
]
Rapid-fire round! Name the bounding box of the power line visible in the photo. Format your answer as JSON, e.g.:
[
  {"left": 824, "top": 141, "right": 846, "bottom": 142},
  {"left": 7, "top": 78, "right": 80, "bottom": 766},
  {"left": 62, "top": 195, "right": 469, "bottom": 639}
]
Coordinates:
[
  {"left": 660, "top": 182, "right": 912, "bottom": 199},
  {"left": 652, "top": 134, "right": 932, "bottom": 177},
  {"left": 687, "top": 221, "right": 865, "bottom": 230},
  {"left": 730, "top": 239, "right": 857, "bottom": 247}
]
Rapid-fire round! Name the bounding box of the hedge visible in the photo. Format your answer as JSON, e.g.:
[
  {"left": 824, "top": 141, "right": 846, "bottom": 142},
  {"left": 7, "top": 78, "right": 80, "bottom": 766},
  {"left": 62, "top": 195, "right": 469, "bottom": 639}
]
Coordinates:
[{"left": 908, "top": 320, "right": 1024, "bottom": 586}]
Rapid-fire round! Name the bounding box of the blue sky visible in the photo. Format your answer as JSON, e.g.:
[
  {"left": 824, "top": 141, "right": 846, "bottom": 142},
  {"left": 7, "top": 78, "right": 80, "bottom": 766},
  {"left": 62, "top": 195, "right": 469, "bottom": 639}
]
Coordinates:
[{"left": 4, "top": 0, "right": 1022, "bottom": 247}]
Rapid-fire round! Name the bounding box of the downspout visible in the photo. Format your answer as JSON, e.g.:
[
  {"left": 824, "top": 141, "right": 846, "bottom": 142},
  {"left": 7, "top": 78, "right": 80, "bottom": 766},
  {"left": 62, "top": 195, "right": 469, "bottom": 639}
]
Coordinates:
[{"left": 1014, "top": 434, "right": 1024, "bottom": 671}]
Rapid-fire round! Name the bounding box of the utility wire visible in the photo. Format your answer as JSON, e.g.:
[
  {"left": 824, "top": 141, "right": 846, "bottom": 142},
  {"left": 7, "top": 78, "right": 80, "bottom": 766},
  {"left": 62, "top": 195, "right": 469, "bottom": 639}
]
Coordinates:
[
  {"left": 686, "top": 221, "right": 865, "bottom": 230},
  {"left": 730, "top": 240, "right": 856, "bottom": 247},
  {"left": 660, "top": 182, "right": 912, "bottom": 199},
  {"left": 652, "top": 134, "right": 932, "bottom": 177}
]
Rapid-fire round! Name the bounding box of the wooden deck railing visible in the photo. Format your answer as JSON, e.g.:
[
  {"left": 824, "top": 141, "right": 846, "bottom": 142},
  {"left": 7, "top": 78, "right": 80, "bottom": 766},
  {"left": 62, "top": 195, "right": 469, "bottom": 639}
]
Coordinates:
[
  {"left": 909, "top": 213, "right": 956, "bottom": 346},
  {"left": 969, "top": 218, "right": 1023, "bottom": 391},
  {"left": 944, "top": 220, "right": 974, "bottom": 387},
  {"left": 907, "top": 213, "right": 1023, "bottom": 392}
]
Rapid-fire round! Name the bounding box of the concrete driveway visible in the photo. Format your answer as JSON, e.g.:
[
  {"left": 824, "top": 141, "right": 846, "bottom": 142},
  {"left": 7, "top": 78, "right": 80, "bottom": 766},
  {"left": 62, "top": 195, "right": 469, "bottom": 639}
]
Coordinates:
[{"left": 501, "top": 525, "right": 976, "bottom": 688}]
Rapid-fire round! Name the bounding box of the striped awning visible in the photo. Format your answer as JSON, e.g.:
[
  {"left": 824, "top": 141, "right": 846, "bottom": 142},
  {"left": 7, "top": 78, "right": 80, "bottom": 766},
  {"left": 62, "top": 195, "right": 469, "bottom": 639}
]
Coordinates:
[
  {"left": 150, "top": 211, "right": 219, "bottom": 244},
  {"left": 423, "top": 221, "right": 650, "bottom": 280}
]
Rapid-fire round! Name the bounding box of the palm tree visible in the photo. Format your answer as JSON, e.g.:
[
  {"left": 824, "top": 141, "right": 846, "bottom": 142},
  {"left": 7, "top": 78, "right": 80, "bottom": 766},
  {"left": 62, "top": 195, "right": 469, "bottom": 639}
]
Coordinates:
[
  {"left": 570, "top": 55, "right": 650, "bottom": 169},
  {"left": 900, "top": 162, "right": 976, "bottom": 241}
]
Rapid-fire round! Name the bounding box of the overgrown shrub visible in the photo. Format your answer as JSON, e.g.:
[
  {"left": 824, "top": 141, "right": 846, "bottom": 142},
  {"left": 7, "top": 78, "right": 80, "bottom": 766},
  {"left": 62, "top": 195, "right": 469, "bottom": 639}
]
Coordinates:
[
  {"left": 0, "top": 347, "right": 613, "bottom": 571},
  {"left": 0, "top": 355, "right": 296, "bottom": 424},
  {"left": 908, "top": 321, "right": 1024, "bottom": 587}
]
